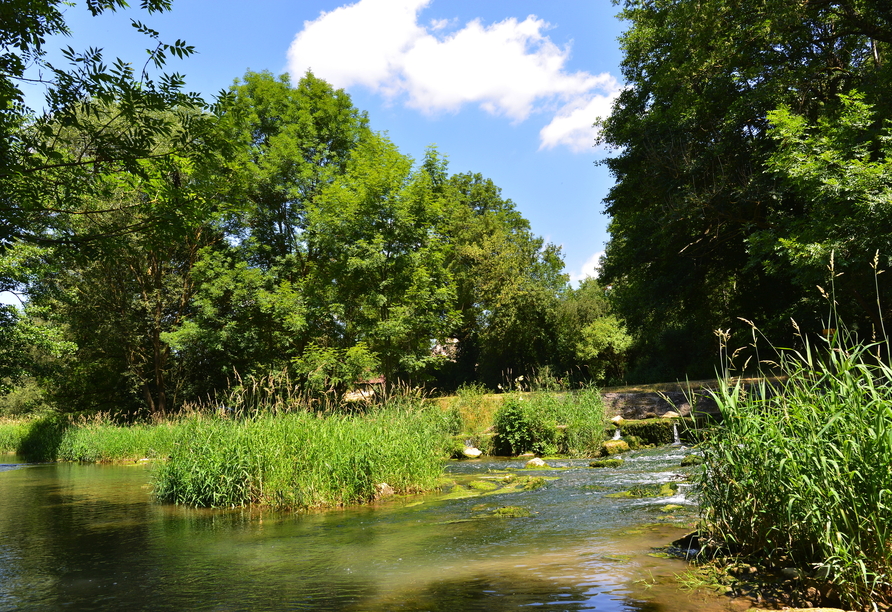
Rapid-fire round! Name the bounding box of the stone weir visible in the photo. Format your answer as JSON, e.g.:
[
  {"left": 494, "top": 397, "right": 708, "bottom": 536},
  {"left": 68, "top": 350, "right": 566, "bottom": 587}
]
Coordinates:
[{"left": 601, "top": 390, "right": 721, "bottom": 421}]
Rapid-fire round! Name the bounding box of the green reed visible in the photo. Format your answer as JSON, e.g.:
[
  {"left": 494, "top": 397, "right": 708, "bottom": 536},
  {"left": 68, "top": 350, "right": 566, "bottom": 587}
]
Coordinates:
[
  {"left": 698, "top": 337, "right": 892, "bottom": 607},
  {"left": 1, "top": 414, "right": 178, "bottom": 462},
  {"left": 154, "top": 402, "right": 455, "bottom": 509}
]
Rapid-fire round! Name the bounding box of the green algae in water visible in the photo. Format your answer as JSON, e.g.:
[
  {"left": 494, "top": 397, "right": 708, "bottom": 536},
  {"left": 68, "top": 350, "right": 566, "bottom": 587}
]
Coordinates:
[
  {"left": 589, "top": 459, "right": 624, "bottom": 468},
  {"left": 606, "top": 483, "right": 678, "bottom": 498},
  {"left": 489, "top": 506, "right": 532, "bottom": 518},
  {"left": 469, "top": 480, "right": 499, "bottom": 491}
]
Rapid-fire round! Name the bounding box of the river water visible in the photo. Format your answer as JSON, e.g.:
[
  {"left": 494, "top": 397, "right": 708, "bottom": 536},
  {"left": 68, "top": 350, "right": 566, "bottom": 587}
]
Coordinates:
[{"left": 0, "top": 446, "right": 750, "bottom": 611}]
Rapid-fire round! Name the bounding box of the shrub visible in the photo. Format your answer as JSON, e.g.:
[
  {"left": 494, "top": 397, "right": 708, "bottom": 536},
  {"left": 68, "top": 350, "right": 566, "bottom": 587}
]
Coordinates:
[
  {"left": 493, "top": 396, "right": 556, "bottom": 455},
  {"left": 493, "top": 389, "right": 606, "bottom": 456}
]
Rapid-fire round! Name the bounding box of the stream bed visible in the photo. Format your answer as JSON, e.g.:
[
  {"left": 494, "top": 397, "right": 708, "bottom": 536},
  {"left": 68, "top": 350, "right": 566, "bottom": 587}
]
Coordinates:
[{"left": 0, "top": 446, "right": 751, "bottom": 611}]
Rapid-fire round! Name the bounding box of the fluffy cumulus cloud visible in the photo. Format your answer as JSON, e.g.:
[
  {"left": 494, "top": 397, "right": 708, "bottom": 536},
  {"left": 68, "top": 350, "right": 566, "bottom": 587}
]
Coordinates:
[
  {"left": 287, "top": 0, "right": 621, "bottom": 152},
  {"left": 570, "top": 251, "right": 604, "bottom": 285}
]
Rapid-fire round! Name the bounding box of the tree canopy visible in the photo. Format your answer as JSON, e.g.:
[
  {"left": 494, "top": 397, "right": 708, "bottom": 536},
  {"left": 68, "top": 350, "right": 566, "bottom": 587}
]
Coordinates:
[
  {"left": 599, "top": 0, "right": 892, "bottom": 381},
  {"left": 1, "top": 59, "right": 629, "bottom": 416}
]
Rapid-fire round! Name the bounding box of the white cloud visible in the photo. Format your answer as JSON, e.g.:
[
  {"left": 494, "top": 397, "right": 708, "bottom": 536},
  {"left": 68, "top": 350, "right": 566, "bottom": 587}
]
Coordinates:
[
  {"left": 570, "top": 250, "right": 604, "bottom": 285},
  {"left": 539, "top": 84, "right": 620, "bottom": 152},
  {"left": 287, "top": 0, "right": 622, "bottom": 152}
]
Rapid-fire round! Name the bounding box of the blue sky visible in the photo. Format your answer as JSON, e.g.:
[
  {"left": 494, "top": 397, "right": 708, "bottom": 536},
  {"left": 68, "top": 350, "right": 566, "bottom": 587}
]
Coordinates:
[{"left": 25, "top": 0, "right": 627, "bottom": 285}]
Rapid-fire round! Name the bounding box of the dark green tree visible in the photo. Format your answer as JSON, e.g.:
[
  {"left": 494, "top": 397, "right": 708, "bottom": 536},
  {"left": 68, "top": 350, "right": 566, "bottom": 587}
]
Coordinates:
[
  {"left": 18, "top": 148, "right": 216, "bottom": 416},
  {"left": 442, "top": 172, "right": 570, "bottom": 387},
  {"left": 599, "top": 0, "right": 892, "bottom": 381}
]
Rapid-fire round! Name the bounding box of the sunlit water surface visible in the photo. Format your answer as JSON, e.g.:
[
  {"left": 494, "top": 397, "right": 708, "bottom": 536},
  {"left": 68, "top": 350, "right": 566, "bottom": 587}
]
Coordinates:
[{"left": 0, "top": 447, "right": 750, "bottom": 611}]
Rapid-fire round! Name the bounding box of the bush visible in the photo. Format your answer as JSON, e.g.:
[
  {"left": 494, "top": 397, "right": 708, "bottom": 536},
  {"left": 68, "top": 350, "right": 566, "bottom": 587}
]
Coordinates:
[
  {"left": 493, "top": 389, "right": 606, "bottom": 456},
  {"left": 493, "top": 396, "right": 558, "bottom": 456}
]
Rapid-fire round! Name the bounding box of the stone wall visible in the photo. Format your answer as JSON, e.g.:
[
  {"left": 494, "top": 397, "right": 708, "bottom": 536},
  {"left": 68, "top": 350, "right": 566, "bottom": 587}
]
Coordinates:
[{"left": 601, "top": 390, "right": 720, "bottom": 420}]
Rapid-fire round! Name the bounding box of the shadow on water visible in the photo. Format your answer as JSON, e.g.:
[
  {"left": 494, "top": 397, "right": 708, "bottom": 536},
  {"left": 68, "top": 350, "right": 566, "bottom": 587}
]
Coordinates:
[{"left": 16, "top": 416, "right": 69, "bottom": 461}]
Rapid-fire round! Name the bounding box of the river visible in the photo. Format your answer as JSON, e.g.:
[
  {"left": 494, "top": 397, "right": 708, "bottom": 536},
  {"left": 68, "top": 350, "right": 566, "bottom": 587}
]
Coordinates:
[{"left": 0, "top": 446, "right": 750, "bottom": 611}]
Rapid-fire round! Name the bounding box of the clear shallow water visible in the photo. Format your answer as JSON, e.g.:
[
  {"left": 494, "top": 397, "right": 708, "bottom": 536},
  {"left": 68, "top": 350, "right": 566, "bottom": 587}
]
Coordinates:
[{"left": 0, "top": 448, "right": 746, "bottom": 612}]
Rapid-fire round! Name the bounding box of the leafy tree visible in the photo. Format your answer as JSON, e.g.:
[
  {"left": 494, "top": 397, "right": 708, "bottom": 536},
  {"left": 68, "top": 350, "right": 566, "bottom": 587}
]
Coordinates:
[
  {"left": 555, "top": 279, "right": 631, "bottom": 385},
  {"left": 438, "top": 173, "right": 567, "bottom": 387},
  {"left": 759, "top": 93, "right": 892, "bottom": 331},
  {"left": 17, "top": 144, "right": 216, "bottom": 416},
  {"left": 307, "top": 139, "right": 457, "bottom": 386},
  {"left": 599, "top": 0, "right": 892, "bottom": 380},
  {"left": 163, "top": 71, "right": 372, "bottom": 392},
  {"left": 0, "top": 0, "right": 208, "bottom": 253}
]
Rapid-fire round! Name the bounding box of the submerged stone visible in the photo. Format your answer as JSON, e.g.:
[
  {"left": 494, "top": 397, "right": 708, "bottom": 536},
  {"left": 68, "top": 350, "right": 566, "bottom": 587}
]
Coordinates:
[
  {"left": 489, "top": 506, "right": 532, "bottom": 518},
  {"left": 680, "top": 454, "right": 703, "bottom": 466},
  {"left": 589, "top": 459, "right": 624, "bottom": 468}
]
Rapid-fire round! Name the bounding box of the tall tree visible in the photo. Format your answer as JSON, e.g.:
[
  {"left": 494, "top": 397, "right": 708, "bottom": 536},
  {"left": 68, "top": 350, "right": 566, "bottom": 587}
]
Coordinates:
[
  {"left": 442, "top": 172, "right": 570, "bottom": 387},
  {"left": 19, "top": 149, "right": 215, "bottom": 416},
  {"left": 164, "top": 71, "right": 371, "bottom": 390},
  {"left": 599, "top": 0, "right": 892, "bottom": 380},
  {"left": 307, "top": 140, "right": 457, "bottom": 385}
]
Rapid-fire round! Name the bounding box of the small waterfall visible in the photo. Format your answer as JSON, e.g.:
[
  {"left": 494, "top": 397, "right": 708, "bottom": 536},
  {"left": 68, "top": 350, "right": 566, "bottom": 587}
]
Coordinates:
[
  {"left": 612, "top": 427, "right": 622, "bottom": 440},
  {"left": 672, "top": 422, "right": 681, "bottom": 445}
]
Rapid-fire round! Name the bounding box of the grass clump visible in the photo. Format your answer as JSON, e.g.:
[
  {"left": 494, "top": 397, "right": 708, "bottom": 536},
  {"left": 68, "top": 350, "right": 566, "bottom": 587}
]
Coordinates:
[
  {"left": 699, "top": 335, "right": 892, "bottom": 608},
  {"left": 154, "top": 403, "right": 454, "bottom": 509},
  {"left": 0, "top": 418, "right": 31, "bottom": 454},
  {"left": 493, "top": 388, "right": 605, "bottom": 456},
  {"left": 3, "top": 414, "right": 177, "bottom": 462}
]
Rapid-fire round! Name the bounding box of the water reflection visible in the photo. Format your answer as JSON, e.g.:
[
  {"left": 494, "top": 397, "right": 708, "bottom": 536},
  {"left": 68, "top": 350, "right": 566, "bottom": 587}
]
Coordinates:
[{"left": 0, "top": 450, "right": 738, "bottom": 611}]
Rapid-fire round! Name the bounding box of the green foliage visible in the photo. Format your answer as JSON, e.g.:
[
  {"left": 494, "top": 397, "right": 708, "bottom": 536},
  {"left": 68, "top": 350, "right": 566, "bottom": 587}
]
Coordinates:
[
  {"left": 154, "top": 404, "right": 453, "bottom": 509},
  {"left": 699, "top": 337, "right": 892, "bottom": 607},
  {"left": 307, "top": 138, "right": 458, "bottom": 384},
  {"left": 600, "top": 0, "right": 892, "bottom": 381},
  {"left": 441, "top": 172, "right": 571, "bottom": 388},
  {"left": 0, "top": 0, "right": 210, "bottom": 251},
  {"left": 494, "top": 396, "right": 558, "bottom": 456},
  {"left": 493, "top": 389, "right": 606, "bottom": 456},
  {"left": 0, "top": 379, "right": 50, "bottom": 417},
  {"left": 755, "top": 95, "right": 892, "bottom": 333},
  {"left": 0, "top": 418, "right": 31, "bottom": 453},
  {"left": 1, "top": 64, "right": 613, "bottom": 414},
  {"left": 553, "top": 279, "right": 632, "bottom": 385},
  {"left": 292, "top": 342, "right": 379, "bottom": 396},
  {"left": 448, "top": 383, "right": 500, "bottom": 434}
]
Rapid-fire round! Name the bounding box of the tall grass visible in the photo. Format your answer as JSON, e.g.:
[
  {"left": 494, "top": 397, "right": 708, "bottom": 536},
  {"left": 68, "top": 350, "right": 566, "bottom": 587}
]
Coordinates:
[
  {"left": 698, "top": 336, "right": 892, "bottom": 607},
  {"left": 154, "top": 402, "right": 456, "bottom": 509},
  {"left": 1, "top": 414, "right": 178, "bottom": 462}
]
